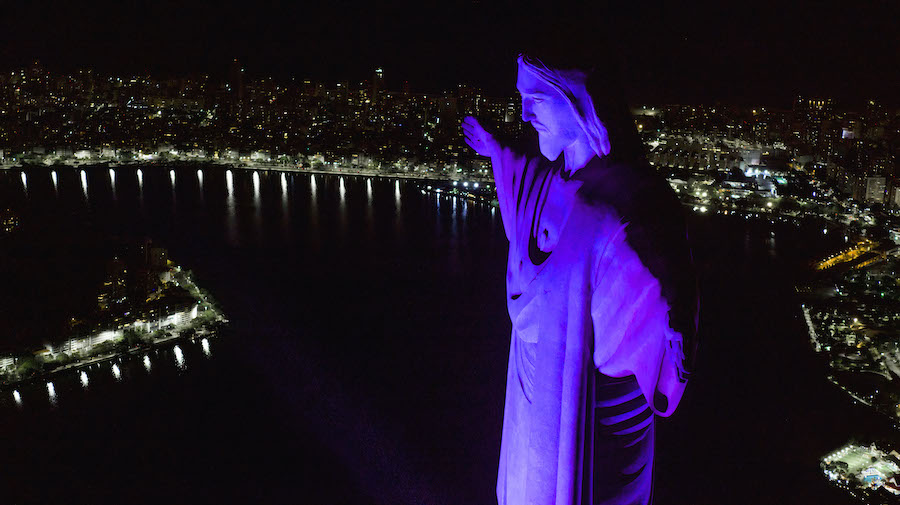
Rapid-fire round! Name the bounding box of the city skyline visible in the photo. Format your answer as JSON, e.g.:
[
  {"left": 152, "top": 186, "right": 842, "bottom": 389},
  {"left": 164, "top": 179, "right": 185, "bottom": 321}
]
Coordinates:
[{"left": 1, "top": 1, "right": 898, "bottom": 108}]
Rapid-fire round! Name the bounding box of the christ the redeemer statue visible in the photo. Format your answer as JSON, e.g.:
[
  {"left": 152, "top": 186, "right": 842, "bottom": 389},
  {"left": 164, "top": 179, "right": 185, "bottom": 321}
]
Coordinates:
[{"left": 462, "top": 48, "right": 698, "bottom": 505}]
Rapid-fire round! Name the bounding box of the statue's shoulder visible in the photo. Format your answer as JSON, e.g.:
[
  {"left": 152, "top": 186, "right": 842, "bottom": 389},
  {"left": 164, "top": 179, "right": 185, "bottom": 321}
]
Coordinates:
[{"left": 575, "top": 157, "right": 698, "bottom": 372}]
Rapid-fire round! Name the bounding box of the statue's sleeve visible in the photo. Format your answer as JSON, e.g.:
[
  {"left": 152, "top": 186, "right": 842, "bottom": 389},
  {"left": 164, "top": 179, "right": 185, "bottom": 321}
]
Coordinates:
[
  {"left": 589, "top": 219, "right": 688, "bottom": 417},
  {"left": 489, "top": 145, "right": 532, "bottom": 241}
]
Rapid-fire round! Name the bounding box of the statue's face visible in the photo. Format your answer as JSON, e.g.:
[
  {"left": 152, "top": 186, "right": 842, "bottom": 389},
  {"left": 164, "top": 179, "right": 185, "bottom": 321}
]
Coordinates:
[{"left": 516, "top": 61, "right": 583, "bottom": 161}]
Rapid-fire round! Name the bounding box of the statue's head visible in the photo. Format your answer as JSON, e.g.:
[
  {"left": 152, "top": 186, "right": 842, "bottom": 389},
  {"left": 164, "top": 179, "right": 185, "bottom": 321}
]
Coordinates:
[
  {"left": 516, "top": 57, "right": 600, "bottom": 162},
  {"left": 516, "top": 31, "right": 643, "bottom": 166}
]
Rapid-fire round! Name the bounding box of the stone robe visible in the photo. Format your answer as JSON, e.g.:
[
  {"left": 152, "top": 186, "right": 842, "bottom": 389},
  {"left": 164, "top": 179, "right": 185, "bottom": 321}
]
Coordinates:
[{"left": 492, "top": 143, "right": 697, "bottom": 505}]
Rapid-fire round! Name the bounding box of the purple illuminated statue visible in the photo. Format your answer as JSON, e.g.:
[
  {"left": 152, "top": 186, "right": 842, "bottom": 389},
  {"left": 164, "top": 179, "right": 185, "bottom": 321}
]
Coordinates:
[{"left": 463, "top": 49, "right": 698, "bottom": 505}]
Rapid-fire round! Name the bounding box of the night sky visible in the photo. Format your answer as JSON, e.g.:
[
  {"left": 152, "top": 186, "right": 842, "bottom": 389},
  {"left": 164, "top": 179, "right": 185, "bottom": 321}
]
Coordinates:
[{"left": 2, "top": 0, "right": 898, "bottom": 107}]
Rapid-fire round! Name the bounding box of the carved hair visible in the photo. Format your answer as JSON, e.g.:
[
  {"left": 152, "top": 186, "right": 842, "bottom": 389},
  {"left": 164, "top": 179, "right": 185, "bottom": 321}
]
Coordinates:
[{"left": 517, "top": 54, "right": 609, "bottom": 159}]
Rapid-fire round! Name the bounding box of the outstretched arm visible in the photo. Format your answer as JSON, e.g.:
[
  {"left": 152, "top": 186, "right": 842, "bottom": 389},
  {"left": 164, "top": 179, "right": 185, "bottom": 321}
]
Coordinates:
[
  {"left": 461, "top": 116, "right": 523, "bottom": 241},
  {"left": 461, "top": 116, "right": 499, "bottom": 158}
]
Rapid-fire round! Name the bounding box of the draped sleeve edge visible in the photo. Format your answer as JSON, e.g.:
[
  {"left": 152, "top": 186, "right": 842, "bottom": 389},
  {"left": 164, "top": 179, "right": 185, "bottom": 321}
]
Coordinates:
[{"left": 590, "top": 217, "right": 688, "bottom": 417}]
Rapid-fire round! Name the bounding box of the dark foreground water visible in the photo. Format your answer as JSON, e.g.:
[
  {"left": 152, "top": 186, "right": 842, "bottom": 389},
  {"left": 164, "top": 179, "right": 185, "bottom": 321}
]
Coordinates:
[{"left": 0, "top": 165, "right": 889, "bottom": 504}]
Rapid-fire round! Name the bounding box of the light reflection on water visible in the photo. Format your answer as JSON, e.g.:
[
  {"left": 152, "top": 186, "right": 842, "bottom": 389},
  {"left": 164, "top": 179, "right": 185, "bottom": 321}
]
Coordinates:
[
  {"left": 394, "top": 180, "right": 403, "bottom": 236},
  {"left": 10, "top": 167, "right": 496, "bottom": 251},
  {"left": 226, "top": 170, "right": 237, "bottom": 244},
  {"left": 174, "top": 345, "right": 185, "bottom": 369},
  {"left": 309, "top": 174, "right": 319, "bottom": 242},
  {"left": 339, "top": 177, "right": 347, "bottom": 234},
  {"left": 169, "top": 169, "right": 177, "bottom": 210},
  {"left": 281, "top": 173, "right": 289, "bottom": 237},
  {"left": 197, "top": 169, "right": 204, "bottom": 203},
  {"left": 137, "top": 168, "right": 144, "bottom": 206},
  {"left": 452, "top": 197, "right": 458, "bottom": 237},
  {"left": 6, "top": 339, "right": 222, "bottom": 409},
  {"left": 252, "top": 172, "right": 262, "bottom": 239},
  {"left": 47, "top": 382, "right": 56, "bottom": 404},
  {"left": 109, "top": 169, "right": 117, "bottom": 200},
  {"left": 366, "top": 178, "right": 374, "bottom": 236}
]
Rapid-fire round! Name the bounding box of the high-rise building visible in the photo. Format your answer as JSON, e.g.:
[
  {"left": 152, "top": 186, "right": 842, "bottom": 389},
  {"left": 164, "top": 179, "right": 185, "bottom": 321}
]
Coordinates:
[
  {"left": 793, "top": 96, "right": 834, "bottom": 151},
  {"left": 855, "top": 175, "right": 886, "bottom": 203},
  {"left": 891, "top": 186, "right": 900, "bottom": 208},
  {"left": 229, "top": 58, "right": 246, "bottom": 115},
  {"left": 371, "top": 68, "right": 385, "bottom": 106}
]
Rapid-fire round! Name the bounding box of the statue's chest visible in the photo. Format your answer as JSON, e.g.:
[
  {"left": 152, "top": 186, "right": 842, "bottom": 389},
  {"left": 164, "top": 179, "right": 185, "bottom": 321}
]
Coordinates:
[{"left": 505, "top": 209, "right": 593, "bottom": 334}]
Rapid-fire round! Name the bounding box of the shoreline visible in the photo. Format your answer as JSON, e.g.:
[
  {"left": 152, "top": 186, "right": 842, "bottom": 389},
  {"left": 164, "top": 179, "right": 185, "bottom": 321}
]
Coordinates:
[
  {"left": 0, "top": 261, "right": 227, "bottom": 390},
  {"left": 0, "top": 158, "right": 494, "bottom": 185},
  {"left": 2, "top": 158, "right": 500, "bottom": 205},
  {"left": 2, "top": 327, "right": 223, "bottom": 393}
]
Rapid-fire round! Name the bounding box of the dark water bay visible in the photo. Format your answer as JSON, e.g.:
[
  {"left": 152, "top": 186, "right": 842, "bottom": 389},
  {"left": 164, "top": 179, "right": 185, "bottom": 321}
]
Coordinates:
[{"left": 0, "top": 165, "right": 890, "bottom": 504}]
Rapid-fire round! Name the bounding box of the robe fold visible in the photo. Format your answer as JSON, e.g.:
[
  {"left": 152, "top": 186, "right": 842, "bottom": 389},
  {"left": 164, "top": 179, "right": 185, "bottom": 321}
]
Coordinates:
[{"left": 492, "top": 142, "right": 697, "bottom": 505}]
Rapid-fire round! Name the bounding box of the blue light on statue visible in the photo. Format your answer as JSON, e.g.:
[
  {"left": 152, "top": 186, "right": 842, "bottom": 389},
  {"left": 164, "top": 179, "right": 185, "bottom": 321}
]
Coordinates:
[{"left": 462, "top": 52, "right": 696, "bottom": 505}]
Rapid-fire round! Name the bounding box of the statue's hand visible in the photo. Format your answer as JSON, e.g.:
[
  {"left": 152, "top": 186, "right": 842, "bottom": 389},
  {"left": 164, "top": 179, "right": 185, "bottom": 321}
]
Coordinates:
[{"left": 462, "top": 116, "right": 499, "bottom": 157}]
